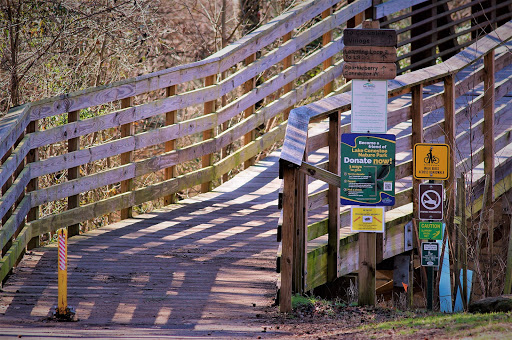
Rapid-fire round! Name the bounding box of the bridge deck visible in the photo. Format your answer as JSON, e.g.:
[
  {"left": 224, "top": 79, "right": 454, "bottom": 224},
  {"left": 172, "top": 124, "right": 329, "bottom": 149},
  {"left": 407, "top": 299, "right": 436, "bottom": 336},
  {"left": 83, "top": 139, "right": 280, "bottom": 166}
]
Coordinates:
[{"left": 0, "top": 155, "right": 282, "bottom": 338}]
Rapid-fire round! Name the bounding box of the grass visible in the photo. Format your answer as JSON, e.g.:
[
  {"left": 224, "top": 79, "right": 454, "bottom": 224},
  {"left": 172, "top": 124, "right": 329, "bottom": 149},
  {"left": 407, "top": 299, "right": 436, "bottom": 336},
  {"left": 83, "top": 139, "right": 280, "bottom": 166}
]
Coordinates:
[{"left": 363, "top": 312, "right": 512, "bottom": 339}]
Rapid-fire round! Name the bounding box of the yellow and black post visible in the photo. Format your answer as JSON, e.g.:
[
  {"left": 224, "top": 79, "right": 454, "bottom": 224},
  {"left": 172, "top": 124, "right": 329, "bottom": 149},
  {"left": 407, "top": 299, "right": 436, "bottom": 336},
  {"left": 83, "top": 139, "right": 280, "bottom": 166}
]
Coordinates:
[
  {"left": 53, "top": 228, "right": 76, "bottom": 320},
  {"left": 58, "top": 228, "right": 68, "bottom": 315}
]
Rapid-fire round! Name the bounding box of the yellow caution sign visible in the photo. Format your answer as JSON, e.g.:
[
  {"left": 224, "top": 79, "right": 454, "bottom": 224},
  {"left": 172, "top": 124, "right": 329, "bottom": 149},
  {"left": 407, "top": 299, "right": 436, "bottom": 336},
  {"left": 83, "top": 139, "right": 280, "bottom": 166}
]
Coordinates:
[
  {"left": 413, "top": 143, "right": 450, "bottom": 180},
  {"left": 351, "top": 207, "right": 385, "bottom": 233}
]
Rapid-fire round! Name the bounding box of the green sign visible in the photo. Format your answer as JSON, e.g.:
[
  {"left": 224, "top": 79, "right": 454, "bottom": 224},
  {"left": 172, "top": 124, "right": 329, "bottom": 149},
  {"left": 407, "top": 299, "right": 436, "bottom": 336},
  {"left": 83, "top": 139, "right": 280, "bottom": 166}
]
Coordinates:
[
  {"left": 421, "top": 242, "right": 440, "bottom": 267},
  {"left": 341, "top": 133, "right": 395, "bottom": 206},
  {"left": 419, "top": 221, "right": 443, "bottom": 240}
]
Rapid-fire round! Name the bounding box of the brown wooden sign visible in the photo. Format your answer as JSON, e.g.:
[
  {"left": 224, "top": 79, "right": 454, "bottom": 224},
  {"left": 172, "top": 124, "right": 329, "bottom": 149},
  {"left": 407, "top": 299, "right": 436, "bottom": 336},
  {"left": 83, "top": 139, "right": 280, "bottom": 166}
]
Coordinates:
[
  {"left": 343, "top": 28, "right": 397, "bottom": 47},
  {"left": 343, "top": 46, "right": 397, "bottom": 63},
  {"left": 342, "top": 62, "right": 397, "bottom": 80}
]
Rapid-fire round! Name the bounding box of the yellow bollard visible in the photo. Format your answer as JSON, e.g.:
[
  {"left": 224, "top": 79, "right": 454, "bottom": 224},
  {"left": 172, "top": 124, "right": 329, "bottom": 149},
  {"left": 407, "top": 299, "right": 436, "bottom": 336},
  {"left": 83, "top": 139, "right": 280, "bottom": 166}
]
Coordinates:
[{"left": 57, "top": 228, "right": 67, "bottom": 315}]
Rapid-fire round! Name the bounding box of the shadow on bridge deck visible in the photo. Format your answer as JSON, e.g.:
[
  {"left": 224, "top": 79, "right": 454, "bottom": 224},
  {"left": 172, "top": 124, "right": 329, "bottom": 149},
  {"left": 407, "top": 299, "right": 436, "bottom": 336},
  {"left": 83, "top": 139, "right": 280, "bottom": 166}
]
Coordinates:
[{"left": 0, "top": 154, "right": 284, "bottom": 339}]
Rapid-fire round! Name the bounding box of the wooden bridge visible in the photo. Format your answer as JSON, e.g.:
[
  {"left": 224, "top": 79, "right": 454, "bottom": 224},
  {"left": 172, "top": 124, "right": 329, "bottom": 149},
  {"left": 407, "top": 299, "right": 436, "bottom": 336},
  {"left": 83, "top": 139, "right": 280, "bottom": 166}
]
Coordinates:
[{"left": 1, "top": 0, "right": 512, "bottom": 337}]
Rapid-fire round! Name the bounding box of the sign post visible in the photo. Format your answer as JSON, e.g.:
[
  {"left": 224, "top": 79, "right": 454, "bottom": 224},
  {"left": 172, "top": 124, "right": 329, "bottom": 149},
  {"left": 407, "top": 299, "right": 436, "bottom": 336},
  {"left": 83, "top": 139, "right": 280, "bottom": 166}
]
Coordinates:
[{"left": 342, "top": 22, "right": 397, "bottom": 307}]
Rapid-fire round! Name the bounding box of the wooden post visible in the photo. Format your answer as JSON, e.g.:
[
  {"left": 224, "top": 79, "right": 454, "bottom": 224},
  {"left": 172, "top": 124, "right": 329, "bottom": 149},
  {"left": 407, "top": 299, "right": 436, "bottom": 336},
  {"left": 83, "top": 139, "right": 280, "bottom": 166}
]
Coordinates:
[
  {"left": 488, "top": 209, "right": 494, "bottom": 296},
  {"left": 164, "top": 85, "right": 177, "bottom": 205},
  {"left": 201, "top": 75, "right": 216, "bottom": 193},
  {"left": 322, "top": 8, "right": 333, "bottom": 96},
  {"left": 293, "top": 153, "right": 308, "bottom": 294},
  {"left": 280, "top": 163, "right": 297, "bottom": 313},
  {"left": 444, "top": 74, "right": 456, "bottom": 298},
  {"left": 393, "top": 254, "right": 410, "bottom": 307},
  {"left": 457, "top": 175, "right": 468, "bottom": 308},
  {"left": 484, "top": 50, "right": 495, "bottom": 297},
  {"left": 120, "top": 97, "right": 134, "bottom": 219},
  {"left": 483, "top": 50, "right": 495, "bottom": 207},
  {"left": 68, "top": 110, "right": 80, "bottom": 236},
  {"left": 328, "top": 111, "right": 340, "bottom": 282},
  {"left": 282, "top": 32, "right": 293, "bottom": 120},
  {"left": 26, "top": 120, "right": 40, "bottom": 249},
  {"left": 243, "top": 54, "right": 256, "bottom": 170},
  {"left": 359, "top": 232, "right": 376, "bottom": 306},
  {"left": 504, "top": 209, "right": 512, "bottom": 294}
]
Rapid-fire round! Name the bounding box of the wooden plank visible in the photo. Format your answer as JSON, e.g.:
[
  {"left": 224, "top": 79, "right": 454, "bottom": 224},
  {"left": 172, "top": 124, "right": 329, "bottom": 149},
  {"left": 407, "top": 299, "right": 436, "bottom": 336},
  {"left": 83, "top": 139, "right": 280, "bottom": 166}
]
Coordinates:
[
  {"left": 164, "top": 85, "right": 177, "bottom": 205},
  {"left": 343, "top": 28, "right": 397, "bottom": 47},
  {"left": 299, "top": 161, "right": 339, "bottom": 187},
  {"left": 328, "top": 111, "right": 340, "bottom": 281},
  {"left": 344, "top": 46, "right": 397, "bottom": 62},
  {"left": 68, "top": 110, "right": 80, "bottom": 237},
  {"left": 343, "top": 62, "right": 396, "bottom": 79},
  {"left": 120, "top": 97, "right": 134, "bottom": 219},
  {"left": 280, "top": 165, "right": 297, "bottom": 313}
]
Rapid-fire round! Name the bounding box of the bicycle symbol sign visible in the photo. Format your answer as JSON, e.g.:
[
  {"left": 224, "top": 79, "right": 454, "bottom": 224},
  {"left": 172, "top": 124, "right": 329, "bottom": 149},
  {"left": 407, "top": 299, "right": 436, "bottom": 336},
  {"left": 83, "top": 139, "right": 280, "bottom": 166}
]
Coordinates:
[{"left": 414, "top": 143, "right": 450, "bottom": 180}]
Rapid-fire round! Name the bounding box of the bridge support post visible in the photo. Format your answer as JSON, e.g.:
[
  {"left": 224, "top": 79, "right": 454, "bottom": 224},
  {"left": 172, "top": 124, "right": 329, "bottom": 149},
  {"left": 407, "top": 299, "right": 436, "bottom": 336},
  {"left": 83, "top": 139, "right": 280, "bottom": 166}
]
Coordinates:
[
  {"left": 280, "top": 162, "right": 297, "bottom": 313},
  {"left": 328, "top": 111, "right": 340, "bottom": 283}
]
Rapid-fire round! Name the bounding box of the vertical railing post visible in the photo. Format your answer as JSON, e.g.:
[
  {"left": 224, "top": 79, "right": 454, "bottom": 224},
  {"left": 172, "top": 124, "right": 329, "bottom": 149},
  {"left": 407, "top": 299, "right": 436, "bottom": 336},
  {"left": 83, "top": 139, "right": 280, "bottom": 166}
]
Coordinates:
[
  {"left": 280, "top": 162, "right": 297, "bottom": 313},
  {"left": 293, "top": 153, "right": 307, "bottom": 294},
  {"left": 243, "top": 54, "right": 256, "bottom": 169},
  {"left": 322, "top": 8, "right": 333, "bottom": 96},
  {"left": 282, "top": 32, "right": 293, "bottom": 121},
  {"left": 483, "top": 50, "right": 495, "bottom": 208},
  {"left": 26, "top": 120, "right": 40, "bottom": 249},
  {"left": 201, "top": 75, "right": 216, "bottom": 193},
  {"left": 328, "top": 111, "right": 340, "bottom": 282},
  {"left": 68, "top": 110, "right": 80, "bottom": 236},
  {"left": 164, "top": 85, "right": 178, "bottom": 205},
  {"left": 120, "top": 97, "right": 134, "bottom": 219},
  {"left": 484, "top": 49, "right": 495, "bottom": 296},
  {"left": 443, "top": 74, "right": 456, "bottom": 298}
]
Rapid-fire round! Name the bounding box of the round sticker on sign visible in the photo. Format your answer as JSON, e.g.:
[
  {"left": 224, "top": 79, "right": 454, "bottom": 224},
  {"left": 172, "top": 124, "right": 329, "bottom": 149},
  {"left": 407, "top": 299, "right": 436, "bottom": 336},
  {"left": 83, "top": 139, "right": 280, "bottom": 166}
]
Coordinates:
[{"left": 363, "top": 216, "right": 373, "bottom": 223}]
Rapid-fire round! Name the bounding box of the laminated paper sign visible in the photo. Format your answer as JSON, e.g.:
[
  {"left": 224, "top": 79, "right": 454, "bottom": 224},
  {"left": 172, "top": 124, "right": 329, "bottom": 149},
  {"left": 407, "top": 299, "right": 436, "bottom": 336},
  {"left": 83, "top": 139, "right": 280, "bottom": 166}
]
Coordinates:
[{"left": 341, "top": 133, "right": 395, "bottom": 206}]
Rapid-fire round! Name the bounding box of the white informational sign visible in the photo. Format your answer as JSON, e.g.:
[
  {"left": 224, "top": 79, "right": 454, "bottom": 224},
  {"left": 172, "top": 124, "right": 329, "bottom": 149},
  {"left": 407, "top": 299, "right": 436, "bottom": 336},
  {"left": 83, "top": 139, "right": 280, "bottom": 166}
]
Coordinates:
[{"left": 351, "top": 79, "right": 388, "bottom": 133}]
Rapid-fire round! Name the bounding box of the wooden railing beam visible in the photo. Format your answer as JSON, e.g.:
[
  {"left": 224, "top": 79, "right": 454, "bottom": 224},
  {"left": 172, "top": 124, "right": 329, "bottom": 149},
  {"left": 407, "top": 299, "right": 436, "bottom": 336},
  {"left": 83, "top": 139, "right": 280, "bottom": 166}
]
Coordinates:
[{"left": 26, "top": 120, "right": 39, "bottom": 249}]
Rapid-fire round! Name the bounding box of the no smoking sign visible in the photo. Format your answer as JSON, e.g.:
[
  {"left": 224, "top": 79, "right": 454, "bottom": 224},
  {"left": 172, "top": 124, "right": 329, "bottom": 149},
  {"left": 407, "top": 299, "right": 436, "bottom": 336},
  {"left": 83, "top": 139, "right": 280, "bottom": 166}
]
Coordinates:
[{"left": 419, "top": 183, "right": 443, "bottom": 220}]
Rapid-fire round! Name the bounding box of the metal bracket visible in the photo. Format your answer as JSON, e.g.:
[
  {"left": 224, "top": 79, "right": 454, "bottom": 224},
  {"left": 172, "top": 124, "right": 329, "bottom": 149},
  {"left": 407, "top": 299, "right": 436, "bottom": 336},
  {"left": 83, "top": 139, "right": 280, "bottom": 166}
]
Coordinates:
[{"left": 404, "top": 220, "right": 414, "bottom": 252}]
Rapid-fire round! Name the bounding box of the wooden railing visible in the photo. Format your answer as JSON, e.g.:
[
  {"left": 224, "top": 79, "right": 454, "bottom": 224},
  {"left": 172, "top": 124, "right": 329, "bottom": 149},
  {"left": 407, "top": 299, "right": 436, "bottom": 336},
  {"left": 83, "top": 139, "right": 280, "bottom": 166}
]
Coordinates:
[
  {"left": 278, "top": 21, "right": 512, "bottom": 312},
  {"left": 0, "top": 0, "right": 510, "bottom": 286}
]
